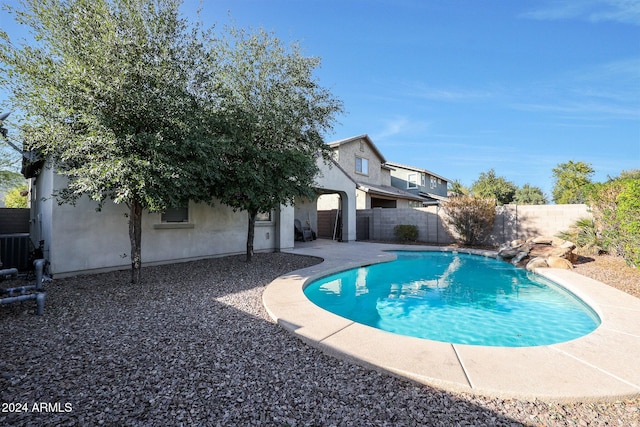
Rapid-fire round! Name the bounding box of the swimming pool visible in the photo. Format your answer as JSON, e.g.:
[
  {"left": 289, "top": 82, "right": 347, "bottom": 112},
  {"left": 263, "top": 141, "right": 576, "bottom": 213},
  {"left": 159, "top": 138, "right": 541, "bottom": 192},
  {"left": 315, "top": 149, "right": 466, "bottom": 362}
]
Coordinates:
[{"left": 304, "top": 251, "right": 601, "bottom": 347}]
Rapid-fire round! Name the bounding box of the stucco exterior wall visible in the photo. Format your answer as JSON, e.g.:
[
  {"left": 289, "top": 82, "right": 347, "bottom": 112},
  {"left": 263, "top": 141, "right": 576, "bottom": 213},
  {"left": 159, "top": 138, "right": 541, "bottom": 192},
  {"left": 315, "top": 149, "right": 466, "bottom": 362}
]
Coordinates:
[
  {"left": 333, "top": 137, "right": 384, "bottom": 186},
  {"left": 312, "top": 157, "right": 357, "bottom": 242},
  {"left": 35, "top": 170, "right": 282, "bottom": 278},
  {"left": 32, "top": 155, "right": 356, "bottom": 277}
]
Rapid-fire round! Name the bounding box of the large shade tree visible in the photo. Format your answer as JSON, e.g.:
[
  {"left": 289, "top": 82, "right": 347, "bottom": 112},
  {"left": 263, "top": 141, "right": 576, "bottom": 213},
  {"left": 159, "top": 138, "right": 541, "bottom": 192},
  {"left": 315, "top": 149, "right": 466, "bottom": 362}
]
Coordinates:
[
  {"left": 0, "top": 0, "right": 222, "bottom": 283},
  {"left": 514, "top": 183, "right": 547, "bottom": 205},
  {"left": 470, "top": 169, "right": 516, "bottom": 206},
  {"left": 205, "top": 27, "right": 343, "bottom": 261},
  {"left": 552, "top": 160, "right": 594, "bottom": 204}
]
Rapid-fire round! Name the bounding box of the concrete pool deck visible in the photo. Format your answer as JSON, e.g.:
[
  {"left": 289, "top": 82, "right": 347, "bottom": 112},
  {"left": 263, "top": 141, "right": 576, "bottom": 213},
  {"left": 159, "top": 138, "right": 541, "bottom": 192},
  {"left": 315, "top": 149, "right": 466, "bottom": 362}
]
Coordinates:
[{"left": 263, "top": 240, "right": 640, "bottom": 402}]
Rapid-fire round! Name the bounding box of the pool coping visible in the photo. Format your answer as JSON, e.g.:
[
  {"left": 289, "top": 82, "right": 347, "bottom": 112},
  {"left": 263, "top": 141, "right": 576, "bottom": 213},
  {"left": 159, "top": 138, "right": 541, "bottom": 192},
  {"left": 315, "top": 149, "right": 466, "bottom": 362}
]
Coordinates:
[{"left": 263, "top": 240, "right": 640, "bottom": 402}]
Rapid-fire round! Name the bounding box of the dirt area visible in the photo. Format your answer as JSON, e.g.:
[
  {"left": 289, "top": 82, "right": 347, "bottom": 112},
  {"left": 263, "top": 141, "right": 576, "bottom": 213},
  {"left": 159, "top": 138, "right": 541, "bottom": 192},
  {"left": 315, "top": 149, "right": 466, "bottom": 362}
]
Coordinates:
[{"left": 573, "top": 254, "right": 640, "bottom": 299}]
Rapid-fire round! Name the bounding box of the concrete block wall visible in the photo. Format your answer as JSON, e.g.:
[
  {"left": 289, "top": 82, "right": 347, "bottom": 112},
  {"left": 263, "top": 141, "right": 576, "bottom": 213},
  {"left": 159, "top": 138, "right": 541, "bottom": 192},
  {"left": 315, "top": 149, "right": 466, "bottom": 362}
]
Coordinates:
[{"left": 357, "top": 204, "right": 591, "bottom": 245}]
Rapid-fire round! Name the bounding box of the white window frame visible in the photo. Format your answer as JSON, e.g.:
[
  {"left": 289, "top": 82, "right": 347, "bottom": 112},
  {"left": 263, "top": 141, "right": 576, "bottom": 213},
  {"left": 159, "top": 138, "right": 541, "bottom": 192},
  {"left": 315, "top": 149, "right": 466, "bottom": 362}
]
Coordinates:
[
  {"left": 355, "top": 156, "right": 369, "bottom": 175},
  {"left": 407, "top": 173, "right": 418, "bottom": 189},
  {"left": 430, "top": 176, "right": 437, "bottom": 189}
]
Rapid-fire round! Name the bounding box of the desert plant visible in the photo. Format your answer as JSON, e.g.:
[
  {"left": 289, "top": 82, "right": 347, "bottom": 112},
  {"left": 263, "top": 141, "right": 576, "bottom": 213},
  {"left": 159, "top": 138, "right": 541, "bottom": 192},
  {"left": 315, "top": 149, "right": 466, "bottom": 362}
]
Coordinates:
[
  {"left": 557, "top": 217, "right": 603, "bottom": 256},
  {"left": 441, "top": 196, "right": 495, "bottom": 245},
  {"left": 394, "top": 224, "right": 418, "bottom": 242}
]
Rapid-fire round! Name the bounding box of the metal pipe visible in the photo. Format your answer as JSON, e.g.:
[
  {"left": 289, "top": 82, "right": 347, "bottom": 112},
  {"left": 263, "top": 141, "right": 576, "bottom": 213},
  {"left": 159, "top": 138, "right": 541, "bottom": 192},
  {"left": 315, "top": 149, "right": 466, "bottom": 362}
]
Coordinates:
[
  {"left": 0, "top": 259, "right": 47, "bottom": 315},
  {"left": 1, "top": 284, "right": 37, "bottom": 296},
  {"left": 0, "top": 268, "right": 19, "bottom": 280},
  {"left": 34, "top": 259, "right": 45, "bottom": 291}
]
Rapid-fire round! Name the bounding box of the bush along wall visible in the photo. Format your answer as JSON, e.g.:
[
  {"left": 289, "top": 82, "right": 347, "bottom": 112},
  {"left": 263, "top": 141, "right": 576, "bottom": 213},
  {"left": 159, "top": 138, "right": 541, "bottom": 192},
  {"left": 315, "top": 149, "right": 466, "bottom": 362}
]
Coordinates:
[
  {"left": 588, "top": 177, "right": 640, "bottom": 267},
  {"left": 394, "top": 224, "right": 418, "bottom": 242}
]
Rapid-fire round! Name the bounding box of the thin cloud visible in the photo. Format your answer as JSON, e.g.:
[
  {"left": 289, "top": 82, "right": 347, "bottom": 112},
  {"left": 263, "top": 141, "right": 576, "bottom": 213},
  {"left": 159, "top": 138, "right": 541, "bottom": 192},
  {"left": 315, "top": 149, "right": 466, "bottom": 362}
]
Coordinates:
[
  {"left": 510, "top": 101, "right": 640, "bottom": 119},
  {"left": 372, "top": 116, "right": 431, "bottom": 140},
  {"left": 521, "top": 0, "right": 640, "bottom": 25},
  {"left": 411, "top": 87, "right": 494, "bottom": 102},
  {"left": 509, "top": 58, "right": 640, "bottom": 120}
]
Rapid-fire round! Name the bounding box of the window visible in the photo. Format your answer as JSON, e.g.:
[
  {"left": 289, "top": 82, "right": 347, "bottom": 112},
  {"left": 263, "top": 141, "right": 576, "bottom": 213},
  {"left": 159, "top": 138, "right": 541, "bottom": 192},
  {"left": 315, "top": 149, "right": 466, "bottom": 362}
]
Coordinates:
[
  {"left": 407, "top": 173, "right": 418, "bottom": 189},
  {"left": 162, "top": 206, "right": 188, "bottom": 222},
  {"left": 408, "top": 200, "right": 423, "bottom": 208},
  {"left": 430, "top": 176, "right": 437, "bottom": 189},
  {"left": 421, "top": 174, "right": 426, "bottom": 187},
  {"left": 256, "top": 211, "right": 272, "bottom": 222},
  {"left": 355, "top": 156, "right": 368, "bottom": 175}
]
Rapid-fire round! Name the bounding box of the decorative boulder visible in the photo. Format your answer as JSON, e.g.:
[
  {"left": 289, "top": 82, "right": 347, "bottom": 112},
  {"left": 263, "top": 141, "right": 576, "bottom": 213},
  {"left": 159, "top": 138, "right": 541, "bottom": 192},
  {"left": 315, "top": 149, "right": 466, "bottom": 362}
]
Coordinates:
[
  {"left": 547, "top": 256, "right": 573, "bottom": 270},
  {"left": 500, "top": 235, "right": 577, "bottom": 271},
  {"left": 526, "top": 257, "right": 549, "bottom": 271}
]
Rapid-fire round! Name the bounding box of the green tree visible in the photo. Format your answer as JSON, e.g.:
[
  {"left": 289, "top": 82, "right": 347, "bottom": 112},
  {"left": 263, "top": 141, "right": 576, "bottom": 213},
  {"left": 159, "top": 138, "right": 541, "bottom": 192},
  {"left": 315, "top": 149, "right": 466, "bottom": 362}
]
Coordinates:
[
  {"left": 4, "top": 184, "right": 28, "bottom": 208},
  {"left": 1, "top": 0, "right": 222, "bottom": 284},
  {"left": 206, "top": 26, "right": 343, "bottom": 261},
  {"left": 617, "top": 169, "right": 640, "bottom": 180},
  {"left": 470, "top": 169, "right": 516, "bottom": 205},
  {"left": 0, "top": 169, "right": 25, "bottom": 194},
  {"left": 552, "top": 160, "right": 594, "bottom": 204},
  {"left": 514, "top": 183, "right": 547, "bottom": 205},
  {"left": 1, "top": 122, "right": 25, "bottom": 193},
  {"left": 448, "top": 179, "right": 469, "bottom": 197}
]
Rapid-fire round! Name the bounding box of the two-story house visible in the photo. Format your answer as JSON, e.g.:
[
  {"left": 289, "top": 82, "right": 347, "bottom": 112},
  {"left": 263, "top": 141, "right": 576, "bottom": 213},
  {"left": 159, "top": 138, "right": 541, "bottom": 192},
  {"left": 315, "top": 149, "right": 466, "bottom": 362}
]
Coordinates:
[
  {"left": 320, "top": 135, "right": 426, "bottom": 209},
  {"left": 386, "top": 162, "right": 450, "bottom": 206}
]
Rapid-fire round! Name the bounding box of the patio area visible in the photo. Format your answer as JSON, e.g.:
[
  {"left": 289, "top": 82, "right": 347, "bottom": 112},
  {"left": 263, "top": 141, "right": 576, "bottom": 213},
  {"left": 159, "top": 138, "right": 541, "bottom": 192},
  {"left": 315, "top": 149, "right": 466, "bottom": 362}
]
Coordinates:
[{"left": 265, "top": 239, "right": 640, "bottom": 401}]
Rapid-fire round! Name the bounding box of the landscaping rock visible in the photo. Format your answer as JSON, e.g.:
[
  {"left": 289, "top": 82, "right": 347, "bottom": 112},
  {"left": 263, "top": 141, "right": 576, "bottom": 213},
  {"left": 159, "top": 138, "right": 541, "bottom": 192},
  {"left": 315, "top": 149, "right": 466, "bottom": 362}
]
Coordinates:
[
  {"left": 500, "top": 235, "right": 577, "bottom": 271},
  {"left": 547, "top": 256, "right": 573, "bottom": 270},
  {"left": 526, "top": 257, "right": 549, "bottom": 271}
]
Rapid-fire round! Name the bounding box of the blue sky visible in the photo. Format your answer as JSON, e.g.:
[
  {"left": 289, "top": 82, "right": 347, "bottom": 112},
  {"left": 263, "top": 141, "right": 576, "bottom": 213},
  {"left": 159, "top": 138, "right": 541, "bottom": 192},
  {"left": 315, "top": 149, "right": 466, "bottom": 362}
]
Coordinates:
[{"left": 2, "top": 0, "right": 639, "bottom": 197}]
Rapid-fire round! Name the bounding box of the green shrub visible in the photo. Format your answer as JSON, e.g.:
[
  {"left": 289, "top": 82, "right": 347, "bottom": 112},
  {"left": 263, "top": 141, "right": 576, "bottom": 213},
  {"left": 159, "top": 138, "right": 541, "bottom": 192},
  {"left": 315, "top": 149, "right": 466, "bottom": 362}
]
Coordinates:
[
  {"left": 441, "top": 196, "right": 495, "bottom": 245},
  {"left": 587, "top": 176, "right": 640, "bottom": 267},
  {"left": 4, "top": 184, "right": 28, "bottom": 208},
  {"left": 394, "top": 224, "right": 418, "bottom": 242},
  {"left": 557, "top": 217, "right": 603, "bottom": 256},
  {"left": 615, "top": 179, "right": 640, "bottom": 266}
]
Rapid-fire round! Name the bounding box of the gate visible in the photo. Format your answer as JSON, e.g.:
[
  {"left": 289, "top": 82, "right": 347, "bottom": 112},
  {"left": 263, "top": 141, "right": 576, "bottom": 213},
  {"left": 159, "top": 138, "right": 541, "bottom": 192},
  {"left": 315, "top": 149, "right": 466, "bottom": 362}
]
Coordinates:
[{"left": 356, "top": 216, "right": 369, "bottom": 240}]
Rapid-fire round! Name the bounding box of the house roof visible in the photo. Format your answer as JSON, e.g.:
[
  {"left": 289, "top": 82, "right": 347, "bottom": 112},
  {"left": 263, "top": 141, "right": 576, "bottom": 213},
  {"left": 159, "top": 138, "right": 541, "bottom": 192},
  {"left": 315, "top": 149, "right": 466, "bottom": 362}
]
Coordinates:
[
  {"left": 327, "top": 134, "right": 387, "bottom": 163},
  {"left": 385, "top": 161, "right": 451, "bottom": 183},
  {"left": 419, "top": 191, "right": 449, "bottom": 202},
  {"left": 357, "top": 182, "right": 426, "bottom": 202}
]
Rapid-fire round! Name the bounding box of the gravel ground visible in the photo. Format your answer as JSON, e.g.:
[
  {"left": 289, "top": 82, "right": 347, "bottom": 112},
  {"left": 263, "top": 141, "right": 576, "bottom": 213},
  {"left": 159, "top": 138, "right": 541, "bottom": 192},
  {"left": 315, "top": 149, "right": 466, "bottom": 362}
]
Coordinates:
[
  {"left": 1, "top": 252, "right": 639, "bottom": 426},
  {"left": 573, "top": 254, "right": 640, "bottom": 299}
]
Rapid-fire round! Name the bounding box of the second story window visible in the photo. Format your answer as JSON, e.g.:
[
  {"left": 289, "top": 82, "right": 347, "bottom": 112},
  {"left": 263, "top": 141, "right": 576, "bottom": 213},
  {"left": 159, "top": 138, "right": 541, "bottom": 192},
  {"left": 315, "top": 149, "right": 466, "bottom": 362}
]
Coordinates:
[
  {"left": 408, "top": 173, "right": 418, "bottom": 189},
  {"left": 355, "top": 156, "right": 368, "bottom": 175},
  {"left": 430, "top": 176, "right": 437, "bottom": 189}
]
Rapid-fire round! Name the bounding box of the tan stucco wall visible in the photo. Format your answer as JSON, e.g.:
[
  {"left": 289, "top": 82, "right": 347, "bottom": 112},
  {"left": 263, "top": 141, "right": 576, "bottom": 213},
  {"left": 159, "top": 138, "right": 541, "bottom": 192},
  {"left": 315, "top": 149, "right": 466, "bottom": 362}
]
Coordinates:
[
  {"left": 34, "top": 155, "right": 356, "bottom": 277},
  {"left": 35, "top": 169, "right": 284, "bottom": 277},
  {"left": 333, "top": 137, "right": 385, "bottom": 185}
]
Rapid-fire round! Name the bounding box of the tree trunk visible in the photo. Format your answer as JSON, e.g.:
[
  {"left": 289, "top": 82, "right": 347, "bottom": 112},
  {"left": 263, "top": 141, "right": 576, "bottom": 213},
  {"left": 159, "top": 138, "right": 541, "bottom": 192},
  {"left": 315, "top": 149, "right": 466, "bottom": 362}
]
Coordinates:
[
  {"left": 246, "top": 210, "right": 257, "bottom": 262},
  {"left": 129, "top": 198, "right": 143, "bottom": 284}
]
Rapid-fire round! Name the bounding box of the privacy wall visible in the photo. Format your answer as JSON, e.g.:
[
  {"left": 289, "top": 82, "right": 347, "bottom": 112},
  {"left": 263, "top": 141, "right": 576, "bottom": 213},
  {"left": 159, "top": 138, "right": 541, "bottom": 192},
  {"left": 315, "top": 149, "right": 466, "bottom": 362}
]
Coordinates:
[{"left": 356, "top": 204, "right": 591, "bottom": 245}]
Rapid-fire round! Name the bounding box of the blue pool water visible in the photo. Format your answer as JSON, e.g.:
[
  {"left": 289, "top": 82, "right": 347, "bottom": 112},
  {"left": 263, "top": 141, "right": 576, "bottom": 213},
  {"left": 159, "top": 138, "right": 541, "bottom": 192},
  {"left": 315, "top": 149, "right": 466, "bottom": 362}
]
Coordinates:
[{"left": 304, "top": 251, "right": 601, "bottom": 347}]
